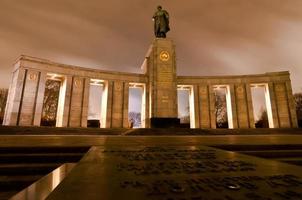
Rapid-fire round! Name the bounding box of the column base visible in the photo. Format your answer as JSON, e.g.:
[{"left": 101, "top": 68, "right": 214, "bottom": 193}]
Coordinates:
[{"left": 150, "top": 118, "right": 180, "bottom": 128}]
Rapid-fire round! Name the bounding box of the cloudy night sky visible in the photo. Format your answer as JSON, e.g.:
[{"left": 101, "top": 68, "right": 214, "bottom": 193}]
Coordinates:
[{"left": 1, "top": 0, "right": 302, "bottom": 93}]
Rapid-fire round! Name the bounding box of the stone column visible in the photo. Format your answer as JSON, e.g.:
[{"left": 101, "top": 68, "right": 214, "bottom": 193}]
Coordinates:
[
  {"left": 285, "top": 80, "right": 298, "bottom": 128},
  {"left": 108, "top": 81, "right": 127, "bottom": 128},
  {"left": 105, "top": 81, "right": 114, "bottom": 128},
  {"left": 33, "top": 71, "right": 47, "bottom": 126},
  {"left": 209, "top": 85, "right": 217, "bottom": 129},
  {"left": 234, "top": 84, "right": 249, "bottom": 128},
  {"left": 143, "top": 84, "right": 150, "bottom": 128},
  {"left": 68, "top": 77, "right": 86, "bottom": 127},
  {"left": 3, "top": 68, "right": 27, "bottom": 126},
  {"left": 122, "top": 82, "right": 129, "bottom": 128},
  {"left": 56, "top": 75, "right": 72, "bottom": 127},
  {"left": 267, "top": 82, "right": 280, "bottom": 128},
  {"left": 18, "top": 70, "right": 41, "bottom": 126},
  {"left": 274, "top": 82, "right": 291, "bottom": 128},
  {"left": 199, "top": 85, "right": 211, "bottom": 128},
  {"left": 191, "top": 85, "right": 200, "bottom": 128},
  {"left": 80, "top": 78, "right": 90, "bottom": 128},
  {"left": 228, "top": 84, "right": 238, "bottom": 129},
  {"left": 3, "top": 71, "right": 15, "bottom": 125},
  {"left": 245, "top": 83, "right": 255, "bottom": 128}
]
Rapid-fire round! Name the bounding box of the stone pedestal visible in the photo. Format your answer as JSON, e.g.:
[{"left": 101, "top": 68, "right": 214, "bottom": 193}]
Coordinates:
[{"left": 144, "top": 38, "right": 179, "bottom": 128}]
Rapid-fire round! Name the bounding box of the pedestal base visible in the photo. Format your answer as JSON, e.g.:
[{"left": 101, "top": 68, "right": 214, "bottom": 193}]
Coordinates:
[{"left": 150, "top": 118, "right": 180, "bottom": 128}]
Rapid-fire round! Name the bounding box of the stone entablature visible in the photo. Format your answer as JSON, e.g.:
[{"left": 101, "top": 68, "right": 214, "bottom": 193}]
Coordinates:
[
  {"left": 13, "top": 55, "right": 147, "bottom": 83},
  {"left": 3, "top": 39, "right": 298, "bottom": 129}
]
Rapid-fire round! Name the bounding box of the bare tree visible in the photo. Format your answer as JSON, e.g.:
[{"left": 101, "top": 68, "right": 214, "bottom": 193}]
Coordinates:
[
  {"left": 215, "top": 90, "right": 228, "bottom": 128},
  {"left": 294, "top": 93, "right": 302, "bottom": 127},
  {"left": 179, "top": 105, "right": 190, "bottom": 124},
  {"left": 0, "top": 88, "right": 8, "bottom": 124},
  {"left": 128, "top": 112, "right": 141, "bottom": 128},
  {"left": 255, "top": 107, "right": 269, "bottom": 128},
  {"left": 41, "top": 80, "right": 60, "bottom": 126}
]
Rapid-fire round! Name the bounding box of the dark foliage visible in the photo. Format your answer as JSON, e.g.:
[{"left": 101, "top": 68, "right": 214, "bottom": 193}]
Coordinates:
[
  {"left": 255, "top": 108, "right": 269, "bottom": 128},
  {"left": 214, "top": 90, "right": 228, "bottom": 128},
  {"left": 0, "top": 89, "right": 8, "bottom": 124},
  {"left": 294, "top": 93, "right": 302, "bottom": 128},
  {"left": 128, "top": 112, "right": 141, "bottom": 128},
  {"left": 40, "top": 80, "right": 60, "bottom": 126}
]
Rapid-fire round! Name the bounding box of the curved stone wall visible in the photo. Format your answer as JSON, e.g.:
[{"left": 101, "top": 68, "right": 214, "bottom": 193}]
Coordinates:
[{"left": 2, "top": 51, "right": 298, "bottom": 129}]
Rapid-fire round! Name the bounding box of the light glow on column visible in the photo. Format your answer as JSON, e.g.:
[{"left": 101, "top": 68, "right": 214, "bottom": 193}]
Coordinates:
[
  {"left": 54, "top": 75, "right": 65, "bottom": 127},
  {"left": 177, "top": 85, "right": 196, "bottom": 128},
  {"left": 264, "top": 84, "right": 274, "bottom": 128}
]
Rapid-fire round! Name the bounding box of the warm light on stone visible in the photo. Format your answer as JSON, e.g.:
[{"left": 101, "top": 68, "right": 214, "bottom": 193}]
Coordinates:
[{"left": 2, "top": 39, "right": 298, "bottom": 128}]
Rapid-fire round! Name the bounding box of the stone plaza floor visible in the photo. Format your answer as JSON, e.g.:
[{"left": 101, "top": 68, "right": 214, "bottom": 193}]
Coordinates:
[{"left": 1, "top": 132, "right": 302, "bottom": 199}]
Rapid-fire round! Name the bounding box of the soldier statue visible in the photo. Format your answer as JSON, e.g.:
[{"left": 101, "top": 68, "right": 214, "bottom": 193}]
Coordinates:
[{"left": 152, "top": 6, "right": 170, "bottom": 38}]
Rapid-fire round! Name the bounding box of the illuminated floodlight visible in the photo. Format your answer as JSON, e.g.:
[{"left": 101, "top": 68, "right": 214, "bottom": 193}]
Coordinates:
[
  {"left": 129, "top": 83, "right": 144, "bottom": 88},
  {"left": 177, "top": 85, "right": 191, "bottom": 91},
  {"left": 177, "top": 85, "right": 196, "bottom": 128},
  {"left": 90, "top": 79, "right": 104, "bottom": 86},
  {"left": 47, "top": 73, "right": 63, "bottom": 81}
]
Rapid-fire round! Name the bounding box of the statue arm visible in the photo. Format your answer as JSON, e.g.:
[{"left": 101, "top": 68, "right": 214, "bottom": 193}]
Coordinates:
[
  {"left": 152, "top": 13, "right": 156, "bottom": 21},
  {"left": 164, "top": 11, "right": 169, "bottom": 19}
]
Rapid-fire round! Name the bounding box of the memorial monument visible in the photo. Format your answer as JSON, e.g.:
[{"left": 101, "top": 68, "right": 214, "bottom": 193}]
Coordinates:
[
  {"left": 148, "top": 6, "right": 178, "bottom": 127},
  {"left": 2, "top": 6, "right": 298, "bottom": 129},
  {"left": 153, "top": 6, "right": 170, "bottom": 38}
]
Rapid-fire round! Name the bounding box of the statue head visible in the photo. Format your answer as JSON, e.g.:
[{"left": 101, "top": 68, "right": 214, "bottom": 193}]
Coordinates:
[{"left": 157, "top": 5, "right": 162, "bottom": 10}]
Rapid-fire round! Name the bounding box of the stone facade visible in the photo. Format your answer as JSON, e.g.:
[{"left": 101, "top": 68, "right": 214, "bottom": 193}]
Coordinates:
[{"left": 3, "top": 38, "right": 298, "bottom": 128}]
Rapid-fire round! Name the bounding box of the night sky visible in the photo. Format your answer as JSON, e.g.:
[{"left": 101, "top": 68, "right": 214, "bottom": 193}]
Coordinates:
[{"left": 1, "top": 0, "right": 302, "bottom": 93}]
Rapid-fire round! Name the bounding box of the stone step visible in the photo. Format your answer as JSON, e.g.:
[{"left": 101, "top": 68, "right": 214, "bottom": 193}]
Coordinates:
[
  {"left": 0, "top": 163, "right": 60, "bottom": 175},
  {"left": 0, "top": 153, "right": 84, "bottom": 163},
  {"left": 0, "top": 146, "right": 88, "bottom": 199},
  {"left": 212, "top": 144, "right": 302, "bottom": 151},
  {"left": 237, "top": 150, "right": 302, "bottom": 159},
  {"left": 127, "top": 128, "right": 302, "bottom": 135},
  {"left": 213, "top": 145, "right": 302, "bottom": 166},
  {"left": 276, "top": 157, "right": 302, "bottom": 165},
  {"left": 0, "top": 146, "right": 90, "bottom": 154},
  {"left": 0, "top": 190, "right": 20, "bottom": 200},
  {"left": 0, "top": 126, "right": 126, "bottom": 135},
  {"left": 0, "top": 175, "right": 42, "bottom": 190}
]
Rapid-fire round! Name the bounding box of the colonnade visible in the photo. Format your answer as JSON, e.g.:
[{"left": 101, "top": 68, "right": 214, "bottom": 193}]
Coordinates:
[
  {"left": 3, "top": 56, "right": 147, "bottom": 128},
  {"left": 178, "top": 73, "right": 298, "bottom": 128},
  {"left": 2, "top": 55, "right": 298, "bottom": 129}
]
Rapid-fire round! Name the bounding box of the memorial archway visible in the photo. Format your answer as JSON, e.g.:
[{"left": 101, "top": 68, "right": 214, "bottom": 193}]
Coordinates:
[
  {"left": 128, "top": 83, "right": 146, "bottom": 128},
  {"left": 177, "top": 85, "right": 196, "bottom": 128},
  {"left": 87, "top": 79, "right": 106, "bottom": 128},
  {"left": 213, "top": 85, "right": 234, "bottom": 129},
  {"left": 41, "top": 73, "right": 64, "bottom": 127},
  {"left": 250, "top": 83, "right": 274, "bottom": 128}
]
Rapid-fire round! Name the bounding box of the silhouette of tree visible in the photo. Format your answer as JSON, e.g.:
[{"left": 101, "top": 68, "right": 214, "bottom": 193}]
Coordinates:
[
  {"left": 294, "top": 93, "right": 302, "bottom": 127},
  {"left": 0, "top": 88, "right": 8, "bottom": 124},
  {"left": 215, "top": 90, "right": 228, "bottom": 128},
  {"left": 179, "top": 105, "right": 190, "bottom": 124},
  {"left": 41, "top": 80, "right": 60, "bottom": 126},
  {"left": 255, "top": 107, "right": 269, "bottom": 128},
  {"left": 128, "top": 112, "right": 141, "bottom": 128}
]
